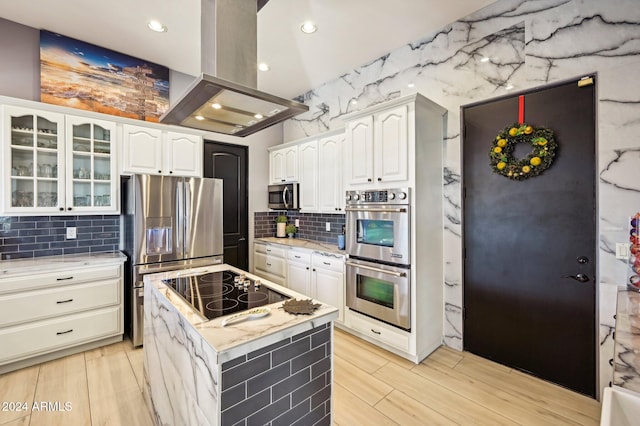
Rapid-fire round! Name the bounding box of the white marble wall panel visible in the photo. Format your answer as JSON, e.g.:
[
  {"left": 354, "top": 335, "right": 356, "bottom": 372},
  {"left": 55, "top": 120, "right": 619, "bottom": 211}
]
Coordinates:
[{"left": 282, "top": 0, "right": 640, "bottom": 395}]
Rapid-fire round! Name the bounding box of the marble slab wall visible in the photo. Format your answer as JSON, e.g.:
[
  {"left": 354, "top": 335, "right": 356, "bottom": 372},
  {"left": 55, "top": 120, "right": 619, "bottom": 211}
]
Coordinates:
[{"left": 282, "top": 0, "right": 640, "bottom": 394}]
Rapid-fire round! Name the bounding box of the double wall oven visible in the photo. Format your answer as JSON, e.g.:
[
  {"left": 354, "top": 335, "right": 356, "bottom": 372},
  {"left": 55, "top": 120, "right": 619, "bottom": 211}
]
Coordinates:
[{"left": 345, "top": 188, "right": 411, "bottom": 330}]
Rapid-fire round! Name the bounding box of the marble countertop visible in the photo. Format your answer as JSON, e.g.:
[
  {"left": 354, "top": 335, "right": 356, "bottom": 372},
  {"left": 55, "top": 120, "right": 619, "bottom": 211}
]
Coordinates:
[
  {"left": 0, "top": 251, "right": 127, "bottom": 276},
  {"left": 613, "top": 289, "right": 640, "bottom": 393},
  {"left": 144, "top": 263, "right": 339, "bottom": 363},
  {"left": 255, "top": 237, "right": 346, "bottom": 256}
]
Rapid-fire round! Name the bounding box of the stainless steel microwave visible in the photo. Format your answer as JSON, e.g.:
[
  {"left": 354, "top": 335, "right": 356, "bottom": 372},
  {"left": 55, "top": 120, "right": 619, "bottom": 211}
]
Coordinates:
[{"left": 268, "top": 183, "right": 300, "bottom": 210}]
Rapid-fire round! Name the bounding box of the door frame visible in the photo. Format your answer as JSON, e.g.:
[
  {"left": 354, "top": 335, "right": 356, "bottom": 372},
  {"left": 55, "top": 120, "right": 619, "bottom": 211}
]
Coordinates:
[{"left": 459, "top": 74, "right": 600, "bottom": 393}]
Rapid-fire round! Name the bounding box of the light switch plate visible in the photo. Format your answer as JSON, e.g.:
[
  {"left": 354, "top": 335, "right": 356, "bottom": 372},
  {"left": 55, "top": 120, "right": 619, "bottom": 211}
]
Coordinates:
[
  {"left": 326, "top": 222, "right": 331, "bottom": 232},
  {"left": 66, "top": 227, "right": 77, "bottom": 239},
  {"left": 616, "top": 243, "right": 630, "bottom": 259},
  {"left": 295, "top": 219, "right": 300, "bottom": 227}
]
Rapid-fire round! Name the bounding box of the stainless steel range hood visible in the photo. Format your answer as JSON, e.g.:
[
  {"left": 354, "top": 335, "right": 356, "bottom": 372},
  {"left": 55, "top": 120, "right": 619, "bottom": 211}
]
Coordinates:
[{"left": 160, "top": 0, "right": 308, "bottom": 137}]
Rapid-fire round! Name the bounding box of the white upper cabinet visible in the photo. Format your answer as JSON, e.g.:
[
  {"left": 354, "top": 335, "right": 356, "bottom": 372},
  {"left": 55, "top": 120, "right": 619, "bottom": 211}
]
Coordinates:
[
  {"left": 345, "top": 116, "right": 374, "bottom": 185},
  {"left": 298, "top": 140, "right": 318, "bottom": 212},
  {"left": 165, "top": 131, "right": 202, "bottom": 177},
  {"left": 269, "top": 145, "right": 298, "bottom": 184},
  {"left": 345, "top": 104, "right": 409, "bottom": 187},
  {"left": 2, "top": 106, "right": 118, "bottom": 215},
  {"left": 121, "top": 124, "right": 202, "bottom": 177},
  {"left": 317, "top": 133, "right": 345, "bottom": 213},
  {"left": 374, "top": 105, "right": 408, "bottom": 183}
]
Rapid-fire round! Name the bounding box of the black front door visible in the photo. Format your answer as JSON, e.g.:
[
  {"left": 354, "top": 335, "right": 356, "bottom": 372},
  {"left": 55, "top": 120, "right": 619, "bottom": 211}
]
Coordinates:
[
  {"left": 204, "top": 141, "right": 249, "bottom": 270},
  {"left": 462, "top": 77, "right": 597, "bottom": 397}
]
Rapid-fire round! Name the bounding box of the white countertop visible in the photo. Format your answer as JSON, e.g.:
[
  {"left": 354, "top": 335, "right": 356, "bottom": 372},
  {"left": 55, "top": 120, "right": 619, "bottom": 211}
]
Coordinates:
[
  {"left": 144, "top": 263, "right": 339, "bottom": 363},
  {"left": 0, "top": 251, "right": 127, "bottom": 276},
  {"left": 256, "top": 237, "right": 346, "bottom": 256}
]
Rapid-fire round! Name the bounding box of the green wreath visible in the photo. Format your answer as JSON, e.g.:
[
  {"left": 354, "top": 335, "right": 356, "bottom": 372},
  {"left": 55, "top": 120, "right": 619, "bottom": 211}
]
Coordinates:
[{"left": 489, "top": 123, "right": 558, "bottom": 180}]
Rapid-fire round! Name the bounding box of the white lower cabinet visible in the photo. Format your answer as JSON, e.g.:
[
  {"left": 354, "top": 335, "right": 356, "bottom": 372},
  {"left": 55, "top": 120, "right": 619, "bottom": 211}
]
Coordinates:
[
  {"left": 0, "top": 261, "right": 124, "bottom": 372},
  {"left": 254, "top": 241, "right": 346, "bottom": 323},
  {"left": 253, "top": 242, "right": 287, "bottom": 286},
  {"left": 347, "top": 309, "right": 410, "bottom": 353}
]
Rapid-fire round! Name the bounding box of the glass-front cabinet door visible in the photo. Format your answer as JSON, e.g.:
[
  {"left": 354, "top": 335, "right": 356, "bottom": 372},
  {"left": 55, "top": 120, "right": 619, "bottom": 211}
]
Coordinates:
[
  {"left": 3, "top": 106, "right": 65, "bottom": 213},
  {"left": 65, "top": 116, "right": 117, "bottom": 212}
]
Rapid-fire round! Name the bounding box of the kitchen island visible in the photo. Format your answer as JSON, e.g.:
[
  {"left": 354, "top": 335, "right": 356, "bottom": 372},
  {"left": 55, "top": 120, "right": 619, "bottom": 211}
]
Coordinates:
[{"left": 142, "top": 263, "right": 338, "bottom": 426}]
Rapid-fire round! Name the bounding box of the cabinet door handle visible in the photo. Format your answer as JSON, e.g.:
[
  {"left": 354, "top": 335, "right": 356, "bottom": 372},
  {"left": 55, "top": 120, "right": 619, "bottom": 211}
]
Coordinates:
[
  {"left": 56, "top": 329, "right": 73, "bottom": 335},
  {"left": 367, "top": 178, "right": 372, "bottom": 182},
  {"left": 371, "top": 329, "right": 381, "bottom": 335},
  {"left": 56, "top": 298, "right": 74, "bottom": 304},
  {"left": 323, "top": 261, "right": 331, "bottom": 265},
  {"left": 59, "top": 207, "right": 64, "bottom": 211},
  {"left": 67, "top": 207, "right": 72, "bottom": 211},
  {"left": 169, "top": 171, "right": 173, "bottom": 174},
  {"left": 306, "top": 267, "right": 310, "bottom": 270},
  {"left": 377, "top": 177, "right": 382, "bottom": 182},
  {"left": 56, "top": 276, "right": 74, "bottom": 281}
]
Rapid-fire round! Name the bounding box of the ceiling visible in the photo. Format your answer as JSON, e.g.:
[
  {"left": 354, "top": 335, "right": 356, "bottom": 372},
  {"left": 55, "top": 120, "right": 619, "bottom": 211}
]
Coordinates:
[{"left": 0, "top": 0, "right": 495, "bottom": 100}]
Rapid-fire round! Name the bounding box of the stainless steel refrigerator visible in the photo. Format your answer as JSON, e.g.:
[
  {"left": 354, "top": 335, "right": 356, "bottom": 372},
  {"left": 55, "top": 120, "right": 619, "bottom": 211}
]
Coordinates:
[{"left": 121, "top": 174, "right": 223, "bottom": 347}]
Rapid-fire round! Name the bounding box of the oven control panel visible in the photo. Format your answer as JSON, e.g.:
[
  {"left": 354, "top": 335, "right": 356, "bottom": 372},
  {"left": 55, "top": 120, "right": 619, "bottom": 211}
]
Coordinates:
[{"left": 345, "top": 188, "right": 410, "bottom": 205}]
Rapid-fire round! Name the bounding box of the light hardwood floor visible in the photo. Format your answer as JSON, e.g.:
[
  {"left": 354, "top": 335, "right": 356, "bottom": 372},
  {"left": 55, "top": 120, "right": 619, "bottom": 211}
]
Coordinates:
[{"left": 0, "top": 329, "right": 601, "bottom": 425}]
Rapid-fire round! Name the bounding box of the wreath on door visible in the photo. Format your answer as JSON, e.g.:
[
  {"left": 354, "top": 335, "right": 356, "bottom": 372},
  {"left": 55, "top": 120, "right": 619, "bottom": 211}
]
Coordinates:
[
  {"left": 489, "top": 123, "right": 558, "bottom": 180},
  {"left": 488, "top": 95, "right": 558, "bottom": 181}
]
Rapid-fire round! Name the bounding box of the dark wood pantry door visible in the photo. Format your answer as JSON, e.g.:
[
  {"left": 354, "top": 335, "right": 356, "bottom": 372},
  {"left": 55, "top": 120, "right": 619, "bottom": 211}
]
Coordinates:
[
  {"left": 204, "top": 141, "right": 249, "bottom": 270},
  {"left": 462, "top": 77, "right": 597, "bottom": 397}
]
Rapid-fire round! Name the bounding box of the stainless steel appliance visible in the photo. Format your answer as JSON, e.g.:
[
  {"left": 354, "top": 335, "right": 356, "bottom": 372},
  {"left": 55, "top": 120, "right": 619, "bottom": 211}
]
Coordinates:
[
  {"left": 346, "top": 258, "right": 411, "bottom": 330},
  {"left": 345, "top": 188, "right": 410, "bottom": 265},
  {"left": 345, "top": 188, "right": 411, "bottom": 330},
  {"left": 121, "top": 174, "right": 224, "bottom": 346},
  {"left": 268, "top": 183, "right": 300, "bottom": 210},
  {"left": 161, "top": 270, "right": 288, "bottom": 321}
]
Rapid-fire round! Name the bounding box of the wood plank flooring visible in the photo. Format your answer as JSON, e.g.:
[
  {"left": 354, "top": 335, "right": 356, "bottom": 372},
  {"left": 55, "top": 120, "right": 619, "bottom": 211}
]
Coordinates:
[{"left": 0, "top": 329, "right": 601, "bottom": 425}]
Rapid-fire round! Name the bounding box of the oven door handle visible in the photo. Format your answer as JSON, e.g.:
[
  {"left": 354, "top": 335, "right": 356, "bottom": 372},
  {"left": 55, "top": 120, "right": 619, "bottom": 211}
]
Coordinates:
[
  {"left": 345, "top": 207, "right": 407, "bottom": 213},
  {"left": 346, "top": 261, "right": 407, "bottom": 277}
]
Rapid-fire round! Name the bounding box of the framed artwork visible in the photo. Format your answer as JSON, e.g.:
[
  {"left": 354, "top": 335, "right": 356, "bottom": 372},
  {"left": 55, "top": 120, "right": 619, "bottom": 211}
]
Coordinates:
[{"left": 40, "top": 30, "right": 169, "bottom": 122}]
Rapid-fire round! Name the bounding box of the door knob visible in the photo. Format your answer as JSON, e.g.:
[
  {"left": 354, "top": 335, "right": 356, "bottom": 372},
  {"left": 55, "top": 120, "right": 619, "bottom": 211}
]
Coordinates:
[
  {"left": 563, "top": 273, "right": 590, "bottom": 283},
  {"left": 577, "top": 256, "right": 589, "bottom": 264}
]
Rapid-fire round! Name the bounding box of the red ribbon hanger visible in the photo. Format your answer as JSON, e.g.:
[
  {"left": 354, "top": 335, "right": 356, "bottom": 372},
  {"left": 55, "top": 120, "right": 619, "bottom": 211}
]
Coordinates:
[{"left": 518, "top": 95, "right": 525, "bottom": 124}]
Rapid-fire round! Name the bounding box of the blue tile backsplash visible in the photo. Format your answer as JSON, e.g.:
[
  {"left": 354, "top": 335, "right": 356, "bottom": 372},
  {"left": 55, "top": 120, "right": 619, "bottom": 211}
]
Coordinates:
[{"left": 0, "top": 215, "right": 120, "bottom": 260}]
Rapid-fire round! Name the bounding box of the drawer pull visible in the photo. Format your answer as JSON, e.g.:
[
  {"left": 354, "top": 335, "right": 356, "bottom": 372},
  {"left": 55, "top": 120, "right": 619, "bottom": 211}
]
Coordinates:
[
  {"left": 56, "top": 299, "right": 74, "bottom": 304},
  {"left": 295, "top": 255, "right": 301, "bottom": 258},
  {"left": 56, "top": 276, "right": 74, "bottom": 281},
  {"left": 266, "top": 262, "right": 272, "bottom": 266},
  {"left": 371, "top": 329, "right": 381, "bottom": 335},
  {"left": 323, "top": 262, "right": 331, "bottom": 265},
  {"left": 56, "top": 329, "right": 74, "bottom": 335},
  {"left": 266, "top": 249, "right": 272, "bottom": 253}
]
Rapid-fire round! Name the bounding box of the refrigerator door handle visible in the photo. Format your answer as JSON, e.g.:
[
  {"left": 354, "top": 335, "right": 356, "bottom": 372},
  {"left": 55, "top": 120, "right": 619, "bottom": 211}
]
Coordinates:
[
  {"left": 176, "top": 181, "right": 184, "bottom": 255},
  {"left": 184, "top": 181, "right": 192, "bottom": 252}
]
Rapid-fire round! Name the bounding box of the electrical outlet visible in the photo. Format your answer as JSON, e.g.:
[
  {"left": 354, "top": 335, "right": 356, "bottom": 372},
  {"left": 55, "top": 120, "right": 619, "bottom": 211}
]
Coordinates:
[
  {"left": 326, "top": 222, "right": 331, "bottom": 232},
  {"left": 66, "top": 227, "right": 77, "bottom": 239},
  {"left": 295, "top": 219, "right": 299, "bottom": 227},
  {"left": 616, "top": 243, "right": 630, "bottom": 259}
]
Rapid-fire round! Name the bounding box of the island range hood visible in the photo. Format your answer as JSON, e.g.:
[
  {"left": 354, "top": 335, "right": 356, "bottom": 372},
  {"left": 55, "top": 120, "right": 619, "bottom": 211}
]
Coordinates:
[{"left": 160, "top": 0, "right": 308, "bottom": 137}]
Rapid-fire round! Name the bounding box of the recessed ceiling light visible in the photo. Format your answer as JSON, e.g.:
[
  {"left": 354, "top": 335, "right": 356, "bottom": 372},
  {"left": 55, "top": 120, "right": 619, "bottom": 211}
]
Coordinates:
[
  {"left": 254, "top": 114, "right": 264, "bottom": 119},
  {"left": 407, "top": 83, "right": 415, "bottom": 88},
  {"left": 505, "top": 84, "right": 514, "bottom": 90},
  {"left": 351, "top": 100, "right": 358, "bottom": 105},
  {"left": 195, "top": 115, "right": 205, "bottom": 121},
  {"left": 211, "top": 103, "right": 222, "bottom": 109},
  {"left": 480, "top": 56, "right": 490, "bottom": 63},
  {"left": 300, "top": 21, "right": 317, "bottom": 34},
  {"left": 147, "top": 20, "right": 167, "bottom": 33},
  {"left": 258, "top": 62, "right": 270, "bottom": 72}
]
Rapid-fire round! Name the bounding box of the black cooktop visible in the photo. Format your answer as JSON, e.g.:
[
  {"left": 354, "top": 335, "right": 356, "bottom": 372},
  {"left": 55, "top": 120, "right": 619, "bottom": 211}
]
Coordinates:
[{"left": 162, "top": 270, "right": 289, "bottom": 320}]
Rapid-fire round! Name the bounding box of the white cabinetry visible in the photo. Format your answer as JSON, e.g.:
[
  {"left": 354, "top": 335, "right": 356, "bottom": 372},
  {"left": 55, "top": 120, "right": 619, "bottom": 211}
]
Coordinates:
[
  {"left": 253, "top": 242, "right": 287, "bottom": 286},
  {"left": 0, "top": 260, "right": 124, "bottom": 373},
  {"left": 318, "top": 133, "right": 345, "bottom": 212},
  {"left": 311, "top": 252, "right": 344, "bottom": 323},
  {"left": 121, "top": 124, "right": 202, "bottom": 177},
  {"left": 269, "top": 129, "right": 345, "bottom": 213},
  {"left": 286, "top": 249, "right": 312, "bottom": 296},
  {"left": 2, "top": 106, "right": 118, "bottom": 214},
  {"left": 345, "top": 104, "right": 409, "bottom": 187},
  {"left": 269, "top": 145, "right": 298, "bottom": 183},
  {"left": 298, "top": 140, "right": 318, "bottom": 212}
]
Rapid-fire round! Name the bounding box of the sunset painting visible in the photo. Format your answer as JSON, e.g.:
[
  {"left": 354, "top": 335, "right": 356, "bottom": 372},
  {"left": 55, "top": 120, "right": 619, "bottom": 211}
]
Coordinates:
[{"left": 40, "top": 30, "right": 169, "bottom": 122}]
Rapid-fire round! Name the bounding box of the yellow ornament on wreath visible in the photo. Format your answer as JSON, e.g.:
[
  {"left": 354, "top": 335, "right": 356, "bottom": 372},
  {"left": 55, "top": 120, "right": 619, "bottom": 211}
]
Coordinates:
[{"left": 488, "top": 123, "right": 558, "bottom": 181}]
